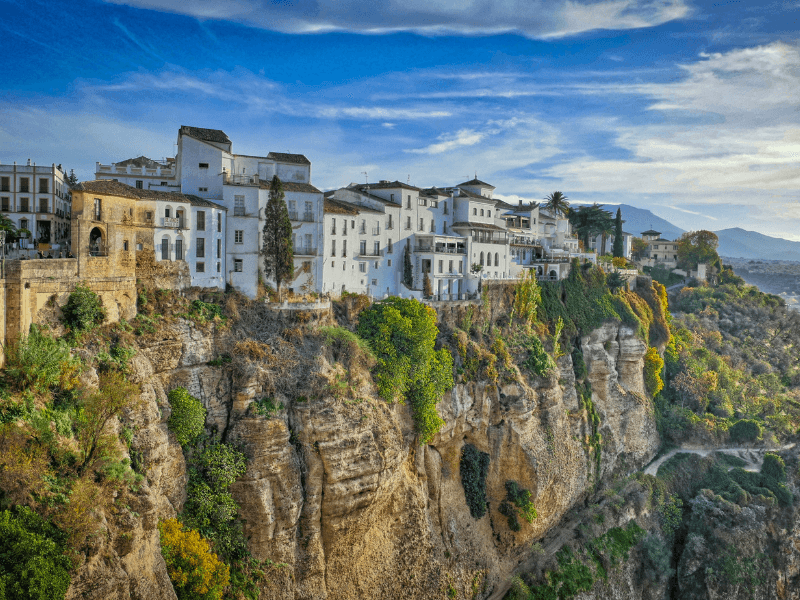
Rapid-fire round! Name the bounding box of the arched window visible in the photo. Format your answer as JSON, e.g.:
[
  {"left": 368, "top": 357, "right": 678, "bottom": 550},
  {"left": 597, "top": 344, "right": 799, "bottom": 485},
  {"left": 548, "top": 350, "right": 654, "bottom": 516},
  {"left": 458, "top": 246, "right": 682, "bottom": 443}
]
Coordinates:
[
  {"left": 480, "top": 209, "right": 484, "bottom": 216},
  {"left": 480, "top": 252, "right": 484, "bottom": 266},
  {"left": 89, "top": 227, "right": 105, "bottom": 256},
  {"left": 161, "top": 236, "right": 170, "bottom": 260},
  {"left": 549, "top": 269, "right": 557, "bottom": 278},
  {"left": 495, "top": 252, "right": 499, "bottom": 266},
  {"left": 488, "top": 210, "right": 491, "bottom": 217},
  {"left": 487, "top": 253, "right": 492, "bottom": 267}
]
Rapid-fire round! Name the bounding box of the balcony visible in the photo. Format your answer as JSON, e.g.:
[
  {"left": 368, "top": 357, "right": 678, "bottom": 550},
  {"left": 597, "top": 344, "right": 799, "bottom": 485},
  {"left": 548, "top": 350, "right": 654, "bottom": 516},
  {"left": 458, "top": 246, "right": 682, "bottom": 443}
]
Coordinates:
[
  {"left": 372, "top": 226, "right": 380, "bottom": 235},
  {"left": 293, "top": 246, "right": 317, "bottom": 256},
  {"left": 358, "top": 249, "right": 383, "bottom": 257},
  {"left": 386, "top": 222, "right": 394, "bottom": 230},
  {"left": 38, "top": 208, "right": 50, "bottom": 214},
  {"left": 359, "top": 226, "right": 367, "bottom": 234},
  {"left": 289, "top": 211, "right": 315, "bottom": 223},
  {"left": 162, "top": 217, "right": 185, "bottom": 228},
  {"left": 415, "top": 245, "right": 466, "bottom": 254}
]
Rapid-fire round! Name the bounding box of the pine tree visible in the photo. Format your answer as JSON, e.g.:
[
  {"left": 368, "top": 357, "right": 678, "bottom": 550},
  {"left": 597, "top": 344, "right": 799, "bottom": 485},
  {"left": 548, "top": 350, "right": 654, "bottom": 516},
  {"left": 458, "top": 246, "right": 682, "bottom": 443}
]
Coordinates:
[
  {"left": 66, "top": 169, "right": 79, "bottom": 187},
  {"left": 423, "top": 270, "right": 433, "bottom": 298},
  {"left": 261, "top": 175, "right": 294, "bottom": 301},
  {"left": 403, "top": 243, "right": 413, "bottom": 287},
  {"left": 613, "top": 208, "right": 624, "bottom": 258}
]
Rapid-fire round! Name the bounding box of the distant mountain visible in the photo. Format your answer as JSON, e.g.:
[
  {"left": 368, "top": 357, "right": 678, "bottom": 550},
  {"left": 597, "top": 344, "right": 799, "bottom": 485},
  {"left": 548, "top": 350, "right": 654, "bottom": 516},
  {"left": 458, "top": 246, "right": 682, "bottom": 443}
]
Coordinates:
[
  {"left": 597, "top": 204, "right": 685, "bottom": 240},
  {"left": 714, "top": 228, "right": 800, "bottom": 262}
]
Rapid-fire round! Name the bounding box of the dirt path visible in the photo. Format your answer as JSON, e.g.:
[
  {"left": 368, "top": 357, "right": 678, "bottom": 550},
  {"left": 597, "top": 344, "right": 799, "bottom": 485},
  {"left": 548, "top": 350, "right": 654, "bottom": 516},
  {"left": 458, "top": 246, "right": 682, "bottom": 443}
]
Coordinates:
[{"left": 644, "top": 444, "right": 796, "bottom": 477}]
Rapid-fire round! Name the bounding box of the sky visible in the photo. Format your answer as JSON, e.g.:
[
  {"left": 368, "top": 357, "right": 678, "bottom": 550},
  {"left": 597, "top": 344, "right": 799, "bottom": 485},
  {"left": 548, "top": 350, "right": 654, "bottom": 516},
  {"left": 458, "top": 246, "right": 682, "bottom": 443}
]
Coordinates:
[{"left": 1, "top": 0, "right": 799, "bottom": 239}]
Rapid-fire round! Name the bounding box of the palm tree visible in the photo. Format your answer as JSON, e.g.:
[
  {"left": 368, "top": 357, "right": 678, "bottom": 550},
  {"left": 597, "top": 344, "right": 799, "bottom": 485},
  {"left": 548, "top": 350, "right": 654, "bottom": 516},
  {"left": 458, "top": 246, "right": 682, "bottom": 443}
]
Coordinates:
[{"left": 543, "top": 192, "right": 570, "bottom": 217}]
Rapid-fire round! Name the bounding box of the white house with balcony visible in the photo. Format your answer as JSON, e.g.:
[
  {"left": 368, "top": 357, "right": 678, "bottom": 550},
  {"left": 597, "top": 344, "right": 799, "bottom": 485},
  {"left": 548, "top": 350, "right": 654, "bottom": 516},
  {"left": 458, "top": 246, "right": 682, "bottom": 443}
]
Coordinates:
[{"left": 0, "top": 160, "right": 73, "bottom": 251}]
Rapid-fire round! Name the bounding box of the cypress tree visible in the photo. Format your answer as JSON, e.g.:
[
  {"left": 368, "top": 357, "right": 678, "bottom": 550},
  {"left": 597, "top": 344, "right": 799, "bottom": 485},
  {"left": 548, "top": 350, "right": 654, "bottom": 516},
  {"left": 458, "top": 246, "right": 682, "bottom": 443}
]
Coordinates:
[
  {"left": 403, "top": 242, "right": 413, "bottom": 287},
  {"left": 612, "top": 207, "right": 624, "bottom": 258},
  {"left": 261, "top": 175, "right": 294, "bottom": 301}
]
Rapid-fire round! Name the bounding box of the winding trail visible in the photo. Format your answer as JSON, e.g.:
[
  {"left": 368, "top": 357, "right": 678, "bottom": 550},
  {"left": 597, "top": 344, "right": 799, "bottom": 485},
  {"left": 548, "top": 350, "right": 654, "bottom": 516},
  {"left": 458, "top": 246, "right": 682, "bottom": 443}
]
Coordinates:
[{"left": 643, "top": 443, "right": 795, "bottom": 477}]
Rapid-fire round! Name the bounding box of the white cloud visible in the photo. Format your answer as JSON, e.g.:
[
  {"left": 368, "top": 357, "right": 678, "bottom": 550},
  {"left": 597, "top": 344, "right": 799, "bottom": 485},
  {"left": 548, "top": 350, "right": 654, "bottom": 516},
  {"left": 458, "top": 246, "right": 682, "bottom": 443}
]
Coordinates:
[
  {"left": 406, "top": 129, "right": 486, "bottom": 155},
  {"left": 102, "top": 0, "right": 690, "bottom": 39}
]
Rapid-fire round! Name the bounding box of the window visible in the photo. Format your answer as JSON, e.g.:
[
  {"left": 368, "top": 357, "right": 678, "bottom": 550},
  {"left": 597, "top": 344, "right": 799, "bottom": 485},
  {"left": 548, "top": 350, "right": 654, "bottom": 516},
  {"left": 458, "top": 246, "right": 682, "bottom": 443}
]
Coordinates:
[
  {"left": 137, "top": 243, "right": 143, "bottom": 251},
  {"left": 123, "top": 240, "right": 129, "bottom": 251},
  {"left": 20, "top": 219, "right": 28, "bottom": 231},
  {"left": 449, "top": 260, "right": 453, "bottom": 272},
  {"left": 372, "top": 279, "right": 378, "bottom": 286},
  {"left": 136, "top": 180, "right": 143, "bottom": 189},
  {"left": 480, "top": 209, "right": 484, "bottom": 216},
  {"left": 342, "top": 240, "right": 347, "bottom": 257},
  {"left": 406, "top": 216, "right": 411, "bottom": 230},
  {"left": 360, "top": 240, "right": 367, "bottom": 255},
  {"left": 0, "top": 177, "right": 8, "bottom": 192},
  {"left": 145, "top": 211, "right": 152, "bottom": 222},
  {"left": 374, "top": 261, "right": 378, "bottom": 269},
  {"left": 406, "top": 196, "right": 411, "bottom": 209},
  {"left": 235, "top": 230, "right": 243, "bottom": 244},
  {"left": 488, "top": 210, "right": 491, "bottom": 217},
  {"left": 387, "top": 239, "right": 393, "bottom": 254},
  {"left": 387, "top": 215, "right": 393, "bottom": 229},
  {"left": 165, "top": 208, "right": 171, "bottom": 218},
  {"left": 473, "top": 208, "right": 477, "bottom": 215},
  {"left": 458, "top": 261, "right": 463, "bottom": 273},
  {"left": 443, "top": 202, "right": 448, "bottom": 214},
  {"left": 19, "top": 178, "right": 29, "bottom": 193},
  {"left": 360, "top": 219, "right": 366, "bottom": 234},
  {"left": 196, "top": 237, "right": 205, "bottom": 258},
  {"left": 161, "top": 237, "right": 170, "bottom": 260},
  {"left": 199, "top": 187, "right": 208, "bottom": 193},
  {"left": 39, "top": 178, "right": 48, "bottom": 193},
  {"left": 234, "top": 259, "right": 243, "bottom": 272},
  {"left": 443, "top": 222, "right": 447, "bottom": 234},
  {"left": 197, "top": 211, "right": 206, "bottom": 231},
  {"left": 359, "top": 262, "right": 366, "bottom": 273},
  {"left": 176, "top": 238, "right": 183, "bottom": 260},
  {"left": 438, "top": 260, "right": 443, "bottom": 273},
  {"left": 304, "top": 201, "right": 313, "bottom": 220},
  {"left": 342, "top": 220, "right": 348, "bottom": 234},
  {"left": 418, "top": 197, "right": 427, "bottom": 206},
  {"left": 331, "top": 261, "right": 335, "bottom": 268},
  {"left": 388, "top": 259, "right": 392, "bottom": 267},
  {"left": 331, "top": 239, "right": 337, "bottom": 257},
  {"left": 217, "top": 213, "right": 222, "bottom": 232},
  {"left": 234, "top": 195, "right": 245, "bottom": 216},
  {"left": 304, "top": 234, "right": 312, "bottom": 252},
  {"left": 93, "top": 198, "right": 101, "bottom": 220},
  {"left": 216, "top": 238, "right": 221, "bottom": 258},
  {"left": 331, "top": 218, "right": 336, "bottom": 235},
  {"left": 1, "top": 198, "right": 7, "bottom": 211},
  {"left": 418, "top": 218, "right": 424, "bottom": 231},
  {"left": 161, "top": 181, "right": 168, "bottom": 186},
  {"left": 390, "top": 193, "right": 395, "bottom": 202},
  {"left": 39, "top": 198, "right": 48, "bottom": 213},
  {"left": 196, "top": 262, "right": 205, "bottom": 273},
  {"left": 430, "top": 220, "right": 435, "bottom": 232},
  {"left": 373, "top": 241, "right": 379, "bottom": 255},
  {"left": 495, "top": 252, "right": 499, "bottom": 266},
  {"left": 217, "top": 262, "right": 220, "bottom": 273},
  {"left": 199, "top": 163, "right": 209, "bottom": 169}
]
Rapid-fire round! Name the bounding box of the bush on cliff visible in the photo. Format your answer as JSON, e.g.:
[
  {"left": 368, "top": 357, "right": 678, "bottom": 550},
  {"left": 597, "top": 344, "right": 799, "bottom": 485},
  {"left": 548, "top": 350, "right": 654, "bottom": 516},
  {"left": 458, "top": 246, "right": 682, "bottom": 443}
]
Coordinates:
[
  {"left": 167, "top": 388, "right": 206, "bottom": 446},
  {"left": 644, "top": 347, "right": 664, "bottom": 397},
  {"left": 3, "top": 325, "right": 80, "bottom": 393},
  {"left": 460, "top": 444, "right": 490, "bottom": 519},
  {"left": 159, "top": 518, "right": 230, "bottom": 600},
  {"left": 61, "top": 284, "right": 106, "bottom": 333},
  {"left": 357, "top": 298, "right": 453, "bottom": 444},
  {"left": 729, "top": 419, "right": 762, "bottom": 444},
  {"left": 0, "top": 506, "right": 72, "bottom": 600}
]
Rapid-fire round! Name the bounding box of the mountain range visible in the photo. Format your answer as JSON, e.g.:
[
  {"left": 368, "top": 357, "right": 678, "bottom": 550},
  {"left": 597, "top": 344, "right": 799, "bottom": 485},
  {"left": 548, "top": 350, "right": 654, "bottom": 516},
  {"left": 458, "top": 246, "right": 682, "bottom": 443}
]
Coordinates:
[{"left": 595, "top": 204, "right": 800, "bottom": 262}]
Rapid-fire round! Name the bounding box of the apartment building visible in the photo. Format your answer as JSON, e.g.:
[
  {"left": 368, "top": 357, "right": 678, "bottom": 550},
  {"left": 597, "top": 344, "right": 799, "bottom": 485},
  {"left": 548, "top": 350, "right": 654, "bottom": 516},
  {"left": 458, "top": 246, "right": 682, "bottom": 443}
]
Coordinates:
[{"left": 0, "top": 161, "right": 73, "bottom": 249}]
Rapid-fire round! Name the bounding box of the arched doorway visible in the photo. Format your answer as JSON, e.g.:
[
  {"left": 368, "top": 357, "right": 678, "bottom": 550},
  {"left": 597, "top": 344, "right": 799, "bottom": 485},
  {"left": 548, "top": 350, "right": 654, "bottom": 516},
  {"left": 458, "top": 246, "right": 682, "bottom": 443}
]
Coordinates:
[{"left": 89, "top": 227, "right": 105, "bottom": 256}]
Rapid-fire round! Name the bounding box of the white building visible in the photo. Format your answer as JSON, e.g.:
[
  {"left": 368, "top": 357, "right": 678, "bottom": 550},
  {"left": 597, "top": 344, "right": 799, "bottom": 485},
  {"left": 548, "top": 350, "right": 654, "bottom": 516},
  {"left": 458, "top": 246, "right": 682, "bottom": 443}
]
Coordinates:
[
  {"left": 97, "top": 126, "right": 323, "bottom": 297},
  {"left": 0, "top": 160, "right": 73, "bottom": 250}
]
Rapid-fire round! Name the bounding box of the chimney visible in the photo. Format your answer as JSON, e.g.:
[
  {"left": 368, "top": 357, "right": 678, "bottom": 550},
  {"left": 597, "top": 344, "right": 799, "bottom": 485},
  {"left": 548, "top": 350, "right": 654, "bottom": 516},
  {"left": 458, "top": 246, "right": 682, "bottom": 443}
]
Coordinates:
[
  {"left": 26, "top": 159, "right": 31, "bottom": 166},
  {"left": 518, "top": 199, "right": 522, "bottom": 208}
]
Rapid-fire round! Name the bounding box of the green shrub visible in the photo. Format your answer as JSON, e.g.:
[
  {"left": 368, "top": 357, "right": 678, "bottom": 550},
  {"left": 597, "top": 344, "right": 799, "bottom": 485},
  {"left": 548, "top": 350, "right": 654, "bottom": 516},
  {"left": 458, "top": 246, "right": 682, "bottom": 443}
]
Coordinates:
[
  {"left": 250, "top": 397, "right": 284, "bottom": 419},
  {"left": 184, "top": 300, "right": 226, "bottom": 325},
  {"left": 761, "top": 453, "right": 786, "bottom": 483},
  {"left": 357, "top": 298, "right": 453, "bottom": 443},
  {"left": 61, "top": 284, "right": 106, "bottom": 332},
  {"left": 641, "top": 534, "right": 674, "bottom": 581},
  {"left": 167, "top": 388, "right": 206, "bottom": 446},
  {"left": 0, "top": 506, "right": 72, "bottom": 600},
  {"left": 3, "top": 326, "right": 80, "bottom": 392},
  {"left": 460, "top": 444, "right": 490, "bottom": 519},
  {"left": 518, "top": 333, "right": 555, "bottom": 378},
  {"left": 501, "top": 480, "right": 537, "bottom": 531},
  {"left": 729, "top": 419, "right": 762, "bottom": 443}
]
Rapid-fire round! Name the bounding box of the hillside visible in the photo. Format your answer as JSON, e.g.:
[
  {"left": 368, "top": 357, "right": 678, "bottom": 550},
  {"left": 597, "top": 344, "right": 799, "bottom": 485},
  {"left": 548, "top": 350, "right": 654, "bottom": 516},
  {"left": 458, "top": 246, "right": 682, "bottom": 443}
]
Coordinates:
[{"left": 601, "top": 204, "right": 685, "bottom": 240}]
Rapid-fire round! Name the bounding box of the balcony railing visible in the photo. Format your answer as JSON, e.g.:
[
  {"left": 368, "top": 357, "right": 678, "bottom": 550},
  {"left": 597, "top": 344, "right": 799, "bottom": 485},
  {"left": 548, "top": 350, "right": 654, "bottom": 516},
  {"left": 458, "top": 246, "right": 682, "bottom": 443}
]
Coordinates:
[
  {"left": 372, "top": 226, "right": 381, "bottom": 235},
  {"left": 38, "top": 208, "right": 50, "bottom": 214},
  {"left": 293, "top": 246, "right": 317, "bottom": 256},
  {"left": 414, "top": 245, "right": 466, "bottom": 254},
  {"left": 358, "top": 249, "right": 383, "bottom": 257},
  {"left": 162, "top": 217, "right": 185, "bottom": 228},
  {"left": 289, "top": 211, "right": 315, "bottom": 222},
  {"left": 359, "top": 226, "right": 367, "bottom": 234}
]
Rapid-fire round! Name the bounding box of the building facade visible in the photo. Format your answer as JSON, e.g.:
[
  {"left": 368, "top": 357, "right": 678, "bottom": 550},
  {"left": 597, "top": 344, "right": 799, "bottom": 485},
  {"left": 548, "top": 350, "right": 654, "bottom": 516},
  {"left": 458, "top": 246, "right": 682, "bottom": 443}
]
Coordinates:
[{"left": 0, "top": 161, "right": 73, "bottom": 250}]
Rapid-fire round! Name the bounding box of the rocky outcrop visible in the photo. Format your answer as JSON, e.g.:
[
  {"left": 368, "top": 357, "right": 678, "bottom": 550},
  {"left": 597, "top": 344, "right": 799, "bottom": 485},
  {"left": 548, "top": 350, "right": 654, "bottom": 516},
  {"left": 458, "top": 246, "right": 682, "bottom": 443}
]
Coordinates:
[{"left": 67, "top": 311, "right": 660, "bottom": 600}]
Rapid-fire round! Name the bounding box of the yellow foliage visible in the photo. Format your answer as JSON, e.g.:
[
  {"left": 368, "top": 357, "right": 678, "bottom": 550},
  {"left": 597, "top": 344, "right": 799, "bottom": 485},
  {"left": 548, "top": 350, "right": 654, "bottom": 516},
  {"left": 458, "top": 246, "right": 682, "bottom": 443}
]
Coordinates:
[
  {"left": 644, "top": 347, "right": 664, "bottom": 397},
  {"left": 159, "top": 518, "right": 230, "bottom": 600},
  {"left": 611, "top": 257, "right": 627, "bottom": 269}
]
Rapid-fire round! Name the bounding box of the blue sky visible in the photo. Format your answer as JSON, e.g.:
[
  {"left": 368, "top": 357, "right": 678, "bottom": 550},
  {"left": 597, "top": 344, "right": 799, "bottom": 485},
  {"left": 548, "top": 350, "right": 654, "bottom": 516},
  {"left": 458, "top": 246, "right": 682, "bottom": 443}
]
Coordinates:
[{"left": 2, "top": 0, "right": 799, "bottom": 239}]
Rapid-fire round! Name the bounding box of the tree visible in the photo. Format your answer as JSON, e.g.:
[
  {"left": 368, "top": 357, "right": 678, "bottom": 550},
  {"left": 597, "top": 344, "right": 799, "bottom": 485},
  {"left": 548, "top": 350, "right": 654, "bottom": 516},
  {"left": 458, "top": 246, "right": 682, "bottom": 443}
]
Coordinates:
[
  {"left": 61, "top": 284, "right": 107, "bottom": 333},
  {"left": 631, "top": 237, "right": 649, "bottom": 260},
  {"left": 612, "top": 208, "right": 624, "bottom": 258},
  {"left": 261, "top": 175, "right": 294, "bottom": 302},
  {"left": 568, "top": 204, "right": 613, "bottom": 250},
  {"left": 676, "top": 230, "right": 719, "bottom": 271},
  {"left": 607, "top": 270, "right": 626, "bottom": 293},
  {"left": 423, "top": 270, "right": 433, "bottom": 298},
  {"left": 0, "top": 213, "right": 17, "bottom": 243},
  {"left": 403, "top": 242, "right": 413, "bottom": 287},
  {"left": 543, "top": 191, "right": 570, "bottom": 217},
  {"left": 167, "top": 387, "right": 207, "bottom": 446},
  {"left": 66, "top": 170, "right": 79, "bottom": 187}
]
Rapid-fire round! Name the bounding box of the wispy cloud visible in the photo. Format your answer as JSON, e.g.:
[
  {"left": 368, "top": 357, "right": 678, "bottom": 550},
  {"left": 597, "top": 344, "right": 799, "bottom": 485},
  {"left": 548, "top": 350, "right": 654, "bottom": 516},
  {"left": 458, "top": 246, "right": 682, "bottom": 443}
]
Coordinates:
[
  {"left": 406, "top": 129, "right": 486, "bottom": 155},
  {"left": 102, "top": 0, "right": 690, "bottom": 39}
]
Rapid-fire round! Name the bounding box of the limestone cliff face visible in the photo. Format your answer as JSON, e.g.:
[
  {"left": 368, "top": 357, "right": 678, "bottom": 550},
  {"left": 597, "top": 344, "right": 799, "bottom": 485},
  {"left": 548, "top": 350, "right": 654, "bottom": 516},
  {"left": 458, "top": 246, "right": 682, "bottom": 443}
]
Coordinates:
[{"left": 68, "top": 313, "right": 659, "bottom": 599}]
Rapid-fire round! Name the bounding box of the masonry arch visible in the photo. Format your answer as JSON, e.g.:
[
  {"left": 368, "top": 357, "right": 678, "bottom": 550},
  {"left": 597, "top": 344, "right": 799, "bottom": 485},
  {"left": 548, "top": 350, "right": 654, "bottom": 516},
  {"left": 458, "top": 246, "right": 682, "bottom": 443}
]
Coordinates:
[
  {"left": 479, "top": 251, "right": 484, "bottom": 266},
  {"left": 549, "top": 269, "right": 557, "bottom": 278},
  {"left": 89, "top": 227, "right": 105, "bottom": 256},
  {"left": 495, "top": 252, "right": 499, "bottom": 266},
  {"left": 487, "top": 253, "right": 492, "bottom": 267}
]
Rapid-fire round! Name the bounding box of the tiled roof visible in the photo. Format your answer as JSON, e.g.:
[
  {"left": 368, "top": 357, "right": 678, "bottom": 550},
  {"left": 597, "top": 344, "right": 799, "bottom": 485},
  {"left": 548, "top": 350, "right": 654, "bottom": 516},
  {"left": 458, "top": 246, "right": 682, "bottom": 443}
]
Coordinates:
[
  {"left": 641, "top": 229, "right": 662, "bottom": 236},
  {"left": 75, "top": 180, "right": 225, "bottom": 209},
  {"left": 324, "top": 198, "right": 382, "bottom": 215},
  {"left": 457, "top": 178, "right": 495, "bottom": 189},
  {"left": 358, "top": 181, "right": 421, "bottom": 192},
  {"left": 450, "top": 221, "right": 507, "bottom": 231},
  {"left": 179, "top": 126, "right": 231, "bottom": 144},
  {"left": 267, "top": 152, "right": 311, "bottom": 165},
  {"left": 421, "top": 187, "right": 449, "bottom": 197},
  {"left": 456, "top": 188, "right": 497, "bottom": 203},
  {"left": 113, "top": 156, "right": 166, "bottom": 169},
  {"left": 260, "top": 181, "right": 321, "bottom": 194}
]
